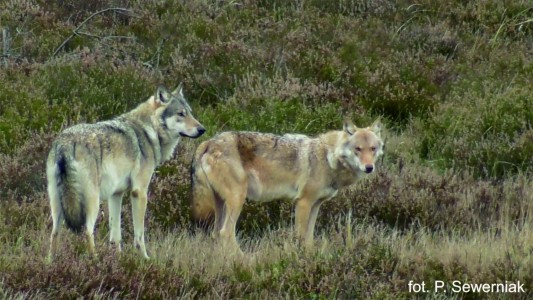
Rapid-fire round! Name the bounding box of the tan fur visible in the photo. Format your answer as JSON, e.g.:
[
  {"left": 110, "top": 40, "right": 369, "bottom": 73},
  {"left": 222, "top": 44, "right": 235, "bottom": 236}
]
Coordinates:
[
  {"left": 191, "top": 119, "right": 383, "bottom": 252},
  {"left": 47, "top": 84, "right": 205, "bottom": 260}
]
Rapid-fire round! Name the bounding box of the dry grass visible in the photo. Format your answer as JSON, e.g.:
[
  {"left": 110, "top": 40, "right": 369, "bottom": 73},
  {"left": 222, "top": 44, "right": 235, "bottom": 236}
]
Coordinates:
[{"left": 2, "top": 200, "right": 533, "bottom": 298}]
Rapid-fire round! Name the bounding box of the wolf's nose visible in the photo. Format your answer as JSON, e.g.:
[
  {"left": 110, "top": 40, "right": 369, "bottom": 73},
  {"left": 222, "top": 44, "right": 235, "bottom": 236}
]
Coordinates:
[
  {"left": 365, "top": 165, "right": 374, "bottom": 173},
  {"left": 197, "top": 127, "right": 206, "bottom": 135}
]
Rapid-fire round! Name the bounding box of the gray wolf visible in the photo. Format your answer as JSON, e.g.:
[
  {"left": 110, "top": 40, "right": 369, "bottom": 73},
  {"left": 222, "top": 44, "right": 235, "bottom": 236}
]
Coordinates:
[
  {"left": 47, "top": 84, "right": 205, "bottom": 259},
  {"left": 190, "top": 119, "right": 383, "bottom": 252}
]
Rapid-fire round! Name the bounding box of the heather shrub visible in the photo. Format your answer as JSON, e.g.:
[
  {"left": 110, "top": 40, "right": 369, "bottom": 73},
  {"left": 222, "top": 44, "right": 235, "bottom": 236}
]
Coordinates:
[
  {"left": 36, "top": 58, "right": 156, "bottom": 122},
  {"left": 336, "top": 24, "right": 446, "bottom": 122},
  {"left": 2, "top": 248, "right": 185, "bottom": 299},
  {"left": 0, "top": 133, "right": 53, "bottom": 200},
  {"left": 418, "top": 84, "right": 533, "bottom": 178},
  {"left": 146, "top": 144, "right": 197, "bottom": 232},
  {"left": 353, "top": 54, "right": 440, "bottom": 122},
  {"left": 0, "top": 58, "right": 156, "bottom": 154},
  {"left": 199, "top": 98, "right": 344, "bottom": 135},
  {"left": 39, "top": 0, "right": 130, "bottom": 23},
  {"left": 336, "top": 165, "right": 533, "bottom": 232},
  {"left": 306, "top": 0, "right": 397, "bottom": 18}
]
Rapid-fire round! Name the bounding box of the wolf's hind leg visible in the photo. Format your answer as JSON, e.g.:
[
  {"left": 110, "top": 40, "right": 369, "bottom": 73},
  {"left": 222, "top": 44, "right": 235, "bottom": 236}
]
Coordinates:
[
  {"left": 47, "top": 178, "right": 64, "bottom": 262},
  {"left": 48, "top": 199, "right": 64, "bottom": 262},
  {"left": 108, "top": 192, "right": 124, "bottom": 252},
  {"left": 212, "top": 192, "right": 225, "bottom": 239},
  {"left": 217, "top": 188, "right": 246, "bottom": 254},
  {"left": 84, "top": 189, "right": 100, "bottom": 257},
  {"left": 202, "top": 153, "right": 247, "bottom": 255}
]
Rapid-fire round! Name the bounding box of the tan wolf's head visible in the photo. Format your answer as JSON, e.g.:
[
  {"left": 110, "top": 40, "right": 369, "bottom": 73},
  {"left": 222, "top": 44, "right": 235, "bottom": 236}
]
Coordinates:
[
  {"left": 336, "top": 118, "right": 383, "bottom": 174},
  {"left": 151, "top": 84, "right": 205, "bottom": 139}
]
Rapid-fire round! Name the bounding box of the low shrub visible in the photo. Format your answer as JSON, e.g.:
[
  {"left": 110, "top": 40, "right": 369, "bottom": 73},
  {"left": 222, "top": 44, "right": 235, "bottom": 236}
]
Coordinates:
[{"left": 418, "top": 84, "right": 533, "bottom": 178}]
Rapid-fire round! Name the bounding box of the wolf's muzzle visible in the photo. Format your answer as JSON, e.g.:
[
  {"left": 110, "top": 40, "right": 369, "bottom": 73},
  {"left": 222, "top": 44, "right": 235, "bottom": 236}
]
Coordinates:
[{"left": 180, "top": 127, "right": 205, "bottom": 138}]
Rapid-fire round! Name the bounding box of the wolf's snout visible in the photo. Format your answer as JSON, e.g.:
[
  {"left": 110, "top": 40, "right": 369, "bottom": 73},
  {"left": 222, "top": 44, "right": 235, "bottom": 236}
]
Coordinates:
[
  {"left": 365, "top": 165, "right": 374, "bottom": 173},
  {"left": 180, "top": 126, "right": 205, "bottom": 138}
]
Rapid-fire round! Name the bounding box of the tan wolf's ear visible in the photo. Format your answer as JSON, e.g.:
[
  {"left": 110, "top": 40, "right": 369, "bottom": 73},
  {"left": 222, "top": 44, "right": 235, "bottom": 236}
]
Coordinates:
[
  {"left": 171, "top": 82, "right": 184, "bottom": 97},
  {"left": 370, "top": 118, "right": 382, "bottom": 136},
  {"left": 343, "top": 117, "right": 357, "bottom": 135},
  {"left": 155, "top": 85, "right": 172, "bottom": 106}
]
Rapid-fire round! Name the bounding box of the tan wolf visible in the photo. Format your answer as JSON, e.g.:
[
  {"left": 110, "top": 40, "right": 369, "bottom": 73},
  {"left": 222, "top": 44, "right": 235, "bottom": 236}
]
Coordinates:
[
  {"left": 190, "top": 119, "right": 383, "bottom": 252},
  {"left": 47, "top": 84, "right": 205, "bottom": 259}
]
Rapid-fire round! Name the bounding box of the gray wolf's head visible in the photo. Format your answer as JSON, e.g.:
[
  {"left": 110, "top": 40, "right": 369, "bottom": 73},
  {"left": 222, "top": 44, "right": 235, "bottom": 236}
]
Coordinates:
[
  {"left": 151, "top": 84, "right": 205, "bottom": 139},
  {"left": 336, "top": 118, "right": 383, "bottom": 174}
]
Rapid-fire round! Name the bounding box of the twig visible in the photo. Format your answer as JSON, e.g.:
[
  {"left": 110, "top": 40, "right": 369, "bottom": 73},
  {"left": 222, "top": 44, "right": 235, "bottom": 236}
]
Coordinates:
[
  {"left": 74, "top": 31, "right": 101, "bottom": 39},
  {"left": 2, "top": 27, "right": 10, "bottom": 66},
  {"left": 142, "top": 38, "right": 167, "bottom": 70},
  {"left": 76, "top": 31, "right": 135, "bottom": 41},
  {"left": 52, "top": 7, "right": 133, "bottom": 57}
]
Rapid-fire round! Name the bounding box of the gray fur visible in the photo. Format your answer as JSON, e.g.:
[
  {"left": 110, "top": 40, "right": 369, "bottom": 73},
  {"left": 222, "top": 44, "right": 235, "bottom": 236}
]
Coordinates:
[{"left": 47, "top": 84, "right": 205, "bottom": 260}]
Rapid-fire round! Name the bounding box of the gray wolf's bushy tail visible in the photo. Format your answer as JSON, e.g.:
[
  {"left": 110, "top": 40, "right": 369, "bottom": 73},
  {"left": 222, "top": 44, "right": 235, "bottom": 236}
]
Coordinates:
[{"left": 54, "top": 151, "right": 86, "bottom": 232}]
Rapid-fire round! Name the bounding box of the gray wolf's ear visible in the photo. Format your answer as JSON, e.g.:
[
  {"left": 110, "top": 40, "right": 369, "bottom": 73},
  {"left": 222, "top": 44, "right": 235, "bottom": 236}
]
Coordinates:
[
  {"left": 343, "top": 117, "right": 357, "bottom": 135},
  {"left": 370, "top": 118, "right": 382, "bottom": 136},
  {"left": 156, "top": 85, "right": 172, "bottom": 105},
  {"left": 172, "top": 82, "right": 184, "bottom": 97}
]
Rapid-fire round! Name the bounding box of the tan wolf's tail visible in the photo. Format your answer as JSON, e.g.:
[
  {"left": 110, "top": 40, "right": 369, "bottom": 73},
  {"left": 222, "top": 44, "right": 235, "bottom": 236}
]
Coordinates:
[
  {"left": 52, "top": 150, "right": 86, "bottom": 232},
  {"left": 190, "top": 141, "right": 215, "bottom": 228}
]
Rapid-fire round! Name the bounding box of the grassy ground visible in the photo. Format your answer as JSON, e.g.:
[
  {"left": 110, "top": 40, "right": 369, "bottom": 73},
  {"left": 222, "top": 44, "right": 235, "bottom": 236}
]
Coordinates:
[{"left": 1, "top": 0, "right": 532, "bottom": 298}]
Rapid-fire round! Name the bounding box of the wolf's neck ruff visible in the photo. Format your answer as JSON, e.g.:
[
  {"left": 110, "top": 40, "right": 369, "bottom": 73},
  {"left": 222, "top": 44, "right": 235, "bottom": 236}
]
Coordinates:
[
  {"left": 317, "top": 131, "right": 366, "bottom": 188},
  {"left": 118, "top": 98, "right": 182, "bottom": 166}
]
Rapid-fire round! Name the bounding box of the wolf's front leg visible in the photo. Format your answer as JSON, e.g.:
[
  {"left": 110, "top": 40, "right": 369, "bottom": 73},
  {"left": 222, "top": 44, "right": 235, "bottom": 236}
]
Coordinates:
[
  {"left": 131, "top": 188, "right": 149, "bottom": 259},
  {"left": 304, "top": 198, "right": 328, "bottom": 247},
  {"left": 295, "top": 198, "right": 312, "bottom": 244}
]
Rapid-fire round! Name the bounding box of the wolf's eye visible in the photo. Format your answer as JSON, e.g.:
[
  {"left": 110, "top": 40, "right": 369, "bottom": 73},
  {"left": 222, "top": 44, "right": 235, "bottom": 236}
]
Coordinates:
[
  {"left": 371, "top": 147, "right": 376, "bottom": 152},
  {"left": 178, "top": 111, "right": 185, "bottom": 117},
  {"left": 355, "top": 147, "right": 362, "bottom": 152}
]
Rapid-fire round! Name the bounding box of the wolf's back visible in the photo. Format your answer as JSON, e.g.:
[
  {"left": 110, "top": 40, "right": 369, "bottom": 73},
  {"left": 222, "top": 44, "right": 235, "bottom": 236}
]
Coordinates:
[
  {"left": 190, "top": 140, "right": 216, "bottom": 227},
  {"left": 48, "top": 145, "right": 86, "bottom": 232}
]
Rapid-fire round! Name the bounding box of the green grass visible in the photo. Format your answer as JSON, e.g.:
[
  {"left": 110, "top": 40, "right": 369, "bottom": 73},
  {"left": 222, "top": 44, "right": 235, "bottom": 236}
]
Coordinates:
[{"left": 1, "top": 0, "right": 532, "bottom": 298}]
